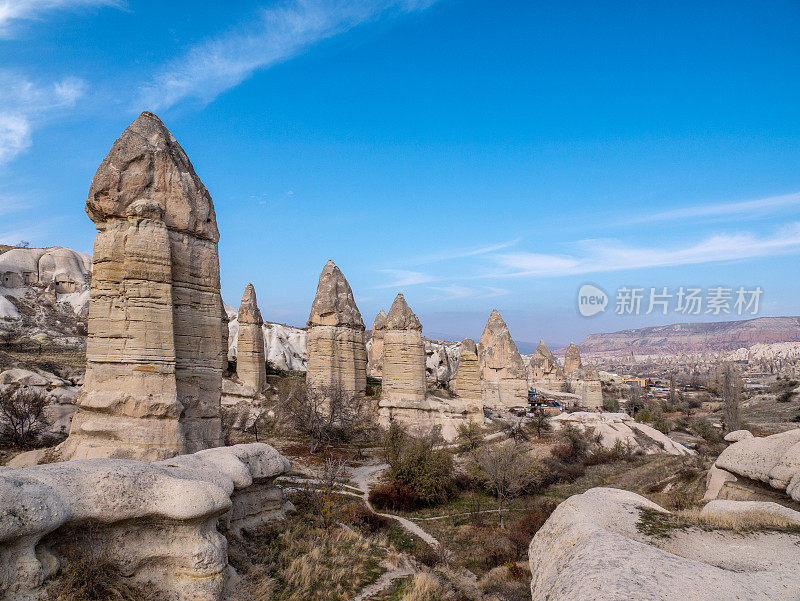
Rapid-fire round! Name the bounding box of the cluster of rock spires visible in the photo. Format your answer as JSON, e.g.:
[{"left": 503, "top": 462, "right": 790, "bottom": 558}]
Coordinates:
[
  {"left": 478, "top": 309, "right": 529, "bottom": 409},
  {"left": 526, "top": 340, "right": 603, "bottom": 409}
]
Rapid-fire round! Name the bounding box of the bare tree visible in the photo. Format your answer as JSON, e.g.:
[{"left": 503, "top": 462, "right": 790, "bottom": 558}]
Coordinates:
[
  {"left": 302, "top": 457, "right": 349, "bottom": 529},
  {"left": 530, "top": 407, "right": 551, "bottom": 439},
  {"left": 722, "top": 363, "right": 741, "bottom": 433},
  {"left": 284, "top": 382, "right": 371, "bottom": 453},
  {"left": 0, "top": 387, "right": 47, "bottom": 447},
  {"left": 471, "top": 443, "right": 539, "bottom": 528}
]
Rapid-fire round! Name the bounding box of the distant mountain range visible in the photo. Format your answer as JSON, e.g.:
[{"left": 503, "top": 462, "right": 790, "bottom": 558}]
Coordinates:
[{"left": 567, "top": 316, "right": 800, "bottom": 357}]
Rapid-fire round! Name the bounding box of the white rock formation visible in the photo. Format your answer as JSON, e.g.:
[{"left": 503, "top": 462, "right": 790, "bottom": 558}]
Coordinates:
[
  {"left": 724, "top": 429, "right": 754, "bottom": 442},
  {"left": 550, "top": 412, "right": 695, "bottom": 456},
  {"left": 49, "top": 111, "right": 227, "bottom": 463},
  {"left": 529, "top": 487, "right": 800, "bottom": 601},
  {"left": 528, "top": 340, "right": 566, "bottom": 392},
  {"left": 0, "top": 443, "right": 290, "bottom": 601},
  {"left": 478, "top": 309, "right": 528, "bottom": 409},
  {"left": 708, "top": 428, "right": 800, "bottom": 503},
  {"left": 305, "top": 260, "right": 367, "bottom": 401},
  {"left": 235, "top": 283, "right": 265, "bottom": 393},
  {"left": 226, "top": 302, "right": 307, "bottom": 372}
]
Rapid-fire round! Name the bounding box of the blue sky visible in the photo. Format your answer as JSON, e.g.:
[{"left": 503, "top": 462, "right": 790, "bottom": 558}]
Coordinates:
[{"left": 1, "top": 0, "right": 799, "bottom": 347}]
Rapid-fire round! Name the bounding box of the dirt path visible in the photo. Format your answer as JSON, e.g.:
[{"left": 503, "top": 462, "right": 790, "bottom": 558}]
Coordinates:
[
  {"left": 349, "top": 463, "right": 441, "bottom": 548},
  {"left": 351, "top": 557, "right": 414, "bottom": 601}
]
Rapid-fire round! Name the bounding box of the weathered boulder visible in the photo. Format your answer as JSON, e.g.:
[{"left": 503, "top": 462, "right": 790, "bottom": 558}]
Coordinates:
[
  {"left": 305, "top": 261, "right": 367, "bottom": 401},
  {"left": 367, "top": 309, "right": 387, "bottom": 378},
  {"left": 0, "top": 443, "right": 291, "bottom": 601},
  {"left": 724, "top": 429, "right": 754, "bottom": 442},
  {"left": 52, "top": 111, "right": 227, "bottom": 462},
  {"left": 708, "top": 429, "right": 800, "bottom": 503},
  {"left": 550, "top": 412, "right": 695, "bottom": 456},
  {"left": 529, "top": 487, "right": 800, "bottom": 601},
  {"left": 478, "top": 309, "right": 528, "bottom": 409},
  {"left": 235, "top": 284, "right": 265, "bottom": 394}
]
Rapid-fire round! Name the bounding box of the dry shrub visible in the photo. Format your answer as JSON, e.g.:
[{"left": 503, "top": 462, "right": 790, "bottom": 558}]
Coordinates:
[
  {"left": 342, "top": 502, "right": 391, "bottom": 534},
  {"left": 479, "top": 563, "right": 533, "bottom": 601},
  {"left": 401, "top": 572, "right": 453, "bottom": 601},
  {"left": 369, "top": 481, "right": 419, "bottom": 511},
  {"left": 48, "top": 551, "right": 153, "bottom": 601},
  {"left": 679, "top": 508, "right": 800, "bottom": 532}
]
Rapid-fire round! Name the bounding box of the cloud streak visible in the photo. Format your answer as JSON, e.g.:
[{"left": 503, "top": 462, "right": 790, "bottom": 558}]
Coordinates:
[
  {"left": 491, "top": 223, "right": 800, "bottom": 277},
  {"left": 139, "top": 0, "right": 438, "bottom": 111},
  {"left": 0, "top": 0, "right": 121, "bottom": 37},
  {"left": 0, "top": 70, "right": 86, "bottom": 165},
  {"left": 624, "top": 191, "right": 800, "bottom": 225}
]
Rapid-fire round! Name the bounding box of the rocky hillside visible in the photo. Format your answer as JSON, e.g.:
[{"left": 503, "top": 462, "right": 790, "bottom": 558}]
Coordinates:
[{"left": 575, "top": 316, "right": 800, "bottom": 357}]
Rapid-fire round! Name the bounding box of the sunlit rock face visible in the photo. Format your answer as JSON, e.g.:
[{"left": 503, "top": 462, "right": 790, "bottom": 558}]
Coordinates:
[
  {"left": 305, "top": 260, "right": 367, "bottom": 401},
  {"left": 381, "top": 293, "right": 426, "bottom": 405},
  {"left": 56, "top": 111, "right": 227, "bottom": 462},
  {"left": 478, "top": 309, "right": 528, "bottom": 409},
  {"left": 236, "top": 283, "right": 266, "bottom": 394}
]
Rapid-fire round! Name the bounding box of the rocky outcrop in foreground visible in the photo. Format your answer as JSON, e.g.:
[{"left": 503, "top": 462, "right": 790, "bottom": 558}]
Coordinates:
[
  {"left": 55, "top": 111, "right": 228, "bottom": 462},
  {"left": 550, "top": 412, "right": 695, "bottom": 456},
  {"left": 529, "top": 487, "right": 800, "bottom": 601},
  {"left": 0, "top": 443, "right": 291, "bottom": 601},
  {"left": 705, "top": 428, "right": 800, "bottom": 504}
]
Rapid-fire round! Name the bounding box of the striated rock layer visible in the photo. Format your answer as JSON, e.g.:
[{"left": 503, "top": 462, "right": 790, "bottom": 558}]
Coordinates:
[
  {"left": 56, "top": 111, "right": 227, "bottom": 462},
  {"left": 305, "top": 260, "right": 367, "bottom": 401},
  {"left": 452, "top": 338, "right": 482, "bottom": 401},
  {"left": 478, "top": 310, "right": 528, "bottom": 409},
  {"left": 0, "top": 443, "right": 291, "bottom": 601},
  {"left": 529, "top": 487, "right": 800, "bottom": 601},
  {"left": 381, "top": 294, "right": 426, "bottom": 405},
  {"left": 236, "top": 283, "right": 265, "bottom": 393},
  {"left": 379, "top": 298, "right": 480, "bottom": 440}
]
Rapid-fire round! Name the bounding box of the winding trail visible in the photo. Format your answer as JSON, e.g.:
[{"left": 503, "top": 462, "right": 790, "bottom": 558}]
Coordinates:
[{"left": 349, "top": 463, "right": 441, "bottom": 548}]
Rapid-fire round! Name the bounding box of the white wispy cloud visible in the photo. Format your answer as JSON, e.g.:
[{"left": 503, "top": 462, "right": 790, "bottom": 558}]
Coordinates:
[
  {"left": 376, "top": 269, "right": 436, "bottom": 288},
  {"left": 425, "top": 285, "right": 509, "bottom": 302},
  {"left": 625, "top": 191, "right": 800, "bottom": 225},
  {"left": 0, "top": 0, "right": 121, "bottom": 37},
  {"left": 0, "top": 70, "right": 87, "bottom": 165},
  {"left": 491, "top": 223, "right": 800, "bottom": 277},
  {"left": 138, "top": 0, "right": 439, "bottom": 111},
  {"left": 402, "top": 238, "right": 521, "bottom": 265}
]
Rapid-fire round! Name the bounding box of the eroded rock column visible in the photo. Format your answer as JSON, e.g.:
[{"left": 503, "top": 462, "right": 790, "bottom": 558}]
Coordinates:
[
  {"left": 236, "top": 283, "right": 266, "bottom": 393},
  {"left": 478, "top": 309, "right": 528, "bottom": 409},
  {"left": 305, "top": 260, "right": 367, "bottom": 401},
  {"left": 367, "top": 309, "right": 387, "bottom": 378},
  {"left": 57, "top": 111, "right": 226, "bottom": 461}
]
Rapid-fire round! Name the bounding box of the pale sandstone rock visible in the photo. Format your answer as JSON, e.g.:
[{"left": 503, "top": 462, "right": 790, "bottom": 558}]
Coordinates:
[
  {"left": 53, "top": 111, "right": 227, "bottom": 462},
  {"left": 528, "top": 340, "right": 566, "bottom": 392},
  {"left": 724, "top": 429, "right": 754, "bottom": 442},
  {"left": 306, "top": 261, "right": 367, "bottom": 401},
  {"left": 478, "top": 309, "right": 528, "bottom": 409},
  {"left": 529, "top": 487, "right": 800, "bottom": 601},
  {"left": 563, "top": 342, "right": 582, "bottom": 374},
  {"left": 550, "top": 412, "right": 695, "bottom": 456},
  {"left": 379, "top": 299, "right": 479, "bottom": 440},
  {"left": 367, "top": 310, "right": 387, "bottom": 378},
  {"left": 381, "top": 293, "right": 425, "bottom": 405},
  {"left": 701, "top": 499, "right": 800, "bottom": 527},
  {"left": 713, "top": 429, "right": 800, "bottom": 502},
  {"left": 236, "top": 284, "right": 265, "bottom": 393},
  {"left": 452, "top": 338, "right": 482, "bottom": 402},
  {"left": 0, "top": 443, "right": 290, "bottom": 601}
]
